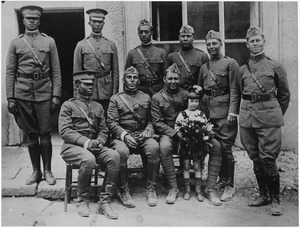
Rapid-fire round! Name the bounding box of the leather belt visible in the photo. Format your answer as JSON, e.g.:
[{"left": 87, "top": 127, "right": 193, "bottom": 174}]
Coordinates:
[
  {"left": 242, "top": 92, "right": 276, "bottom": 102},
  {"left": 204, "top": 87, "right": 230, "bottom": 97},
  {"left": 123, "top": 123, "right": 147, "bottom": 132},
  {"left": 17, "top": 72, "right": 50, "bottom": 80},
  {"left": 95, "top": 71, "right": 110, "bottom": 78},
  {"left": 140, "top": 78, "right": 162, "bottom": 86}
]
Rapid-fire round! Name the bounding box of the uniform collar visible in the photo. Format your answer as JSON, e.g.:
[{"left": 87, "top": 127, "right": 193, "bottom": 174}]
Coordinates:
[
  {"left": 91, "top": 32, "right": 102, "bottom": 40},
  {"left": 25, "top": 30, "right": 40, "bottom": 38},
  {"left": 124, "top": 87, "right": 138, "bottom": 95},
  {"left": 141, "top": 41, "right": 153, "bottom": 48},
  {"left": 180, "top": 46, "right": 194, "bottom": 53},
  {"left": 210, "top": 52, "right": 223, "bottom": 61},
  {"left": 164, "top": 87, "right": 180, "bottom": 95},
  {"left": 250, "top": 51, "right": 265, "bottom": 62},
  {"left": 76, "top": 94, "right": 92, "bottom": 103}
]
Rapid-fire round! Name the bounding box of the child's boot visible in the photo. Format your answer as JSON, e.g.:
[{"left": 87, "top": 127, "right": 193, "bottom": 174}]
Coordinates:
[{"left": 183, "top": 178, "right": 191, "bottom": 200}]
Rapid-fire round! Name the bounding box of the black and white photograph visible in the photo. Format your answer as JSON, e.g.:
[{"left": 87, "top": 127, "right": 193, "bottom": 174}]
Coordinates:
[{"left": 1, "top": 1, "right": 298, "bottom": 226}]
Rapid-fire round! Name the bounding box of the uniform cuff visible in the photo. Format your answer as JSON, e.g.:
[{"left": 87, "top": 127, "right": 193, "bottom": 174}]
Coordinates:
[
  {"left": 120, "top": 131, "right": 128, "bottom": 141},
  {"left": 83, "top": 139, "right": 91, "bottom": 149},
  {"left": 229, "top": 113, "right": 239, "bottom": 117}
]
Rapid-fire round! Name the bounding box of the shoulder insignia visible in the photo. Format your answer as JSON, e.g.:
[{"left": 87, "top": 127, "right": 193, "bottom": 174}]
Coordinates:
[
  {"left": 84, "top": 36, "right": 91, "bottom": 40},
  {"left": 40, "top": 33, "right": 49, "bottom": 37},
  {"left": 68, "top": 98, "right": 76, "bottom": 102},
  {"left": 18, "top": 34, "right": 25, "bottom": 38},
  {"left": 102, "top": 36, "right": 109, "bottom": 41},
  {"left": 265, "top": 56, "right": 273, "bottom": 61},
  {"left": 224, "top": 56, "right": 232, "bottom": 60},
  {"left": 137, "top": 90, "right": 146, "bottom": 95}
]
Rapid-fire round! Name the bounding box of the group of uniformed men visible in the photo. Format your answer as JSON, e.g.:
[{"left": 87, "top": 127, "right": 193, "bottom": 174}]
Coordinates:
[{"left": 6, "top": 5, "right": 290, "bottom": 220}]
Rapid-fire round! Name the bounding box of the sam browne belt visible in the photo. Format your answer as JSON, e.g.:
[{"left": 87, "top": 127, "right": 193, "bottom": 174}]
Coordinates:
[
  {"left": 242, "top": 91, "right": 276, "bottom": 102},
  {"left": 204, "top": 87, "right": 230, "bottom": 97},
  {"left": 17, "top": 72, "right": 50, "bottom": 80}
]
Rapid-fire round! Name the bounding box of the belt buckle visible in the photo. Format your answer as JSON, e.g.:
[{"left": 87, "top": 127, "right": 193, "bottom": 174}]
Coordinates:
[
  {"left": 211, "top": 90, "right": 216, "bottom": 97},
  {"left": 251, "top": 94, "right": 257, "bottom": 102},
  {"left": 33, "top": 72, "right": 40, "bottom": 80}
]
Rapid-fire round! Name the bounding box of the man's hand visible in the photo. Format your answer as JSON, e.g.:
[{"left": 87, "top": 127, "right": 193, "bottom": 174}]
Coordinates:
[
  {"left": 193, "top": 85, "right": 203, "bottom": 93},
  {"left": 139, "top": 130, "right": 153, "bottom": 140},
  {"left": 7, "top": 100, "right": 18, "bottom": 115},
  {"left": 51, "top": 97, "right": 60, "bottom": 112},
  {"left": 124, "top": 134, "right": 139, "bottom": 149},
  {"left": 227, "top": 114, "right": 237, "bottom": 127},
  {"left": 88, "top": 140, "right": 103, "bottom": 152}
]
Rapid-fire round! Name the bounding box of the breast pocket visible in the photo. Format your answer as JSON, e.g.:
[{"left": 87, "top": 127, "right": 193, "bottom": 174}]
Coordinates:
[
  {"left": 38, "top": 47, "right": 50, "bottom": 62},
  {"left": 135, "top": 101, "right": 150, "bottom": 118},
  {"left": 215, "top": 71, "right": 229, "bottom": 87},
  {"left": 149, "top": 58, "right": 164, "bottom": 73},
  {"left": 159, "top": 103, "right": 173, "bottom": 116},
  {"left": 257, "top": 71, "right": 275, "bottom": 90},
  {"left": 101, "top": 49, "right": 113, "bottom": 66}
]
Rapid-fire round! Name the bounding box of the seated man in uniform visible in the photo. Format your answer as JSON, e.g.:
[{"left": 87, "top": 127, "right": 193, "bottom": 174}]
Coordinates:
[
  {"left": 59, "top": 70, "right": 120, "bottom": 219},
  {"left": 107, "top": 66, "right": 160, "bottom": 207}
]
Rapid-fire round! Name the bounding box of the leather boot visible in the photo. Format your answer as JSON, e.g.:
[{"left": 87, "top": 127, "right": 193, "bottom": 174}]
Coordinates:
[
  {"left": 119, "top": 165, "right": 135, "bottom": 208},
  {"left": 146, "top": 161, "right": 160, "bottom": 206},
  {"left": 195, "top": 178, "right": 204, "bottom": 202},
  {"left": 183, "top": 178, "right": 191, "bottom": 200},
  {"left": 99, "top": 169, "right": 119, "bottom": 220},
  {"left": 215, "top": 154, "right": 229, "bottom": 190},
  {"left": 266, "top": 174, "right": 282, "bottom": 216},
  {"left": 248, "top": 162, "right": 271, "bottom": 207},
  {"left": 221, "top": 158, "right": 235, "bottom": 202},
  {"left": 165, "top": 188, "right": 179, "bottom": 204},
  {"left": 77, "top": 167, "right": 92, "bottom": 217},
  {"left": 26, "top": 144, "right": 42, "bottom": 185},
  {"left": 40, "top": 143, "right": 56, "bottom": 185},
  {"left": 204, "top": 187, "right": 222, "bottom": 206}
]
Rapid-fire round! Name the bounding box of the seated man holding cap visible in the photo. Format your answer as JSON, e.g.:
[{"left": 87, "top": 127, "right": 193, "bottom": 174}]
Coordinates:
[{"left": 59, "top": 70, "right": 120, "bottom": 219}]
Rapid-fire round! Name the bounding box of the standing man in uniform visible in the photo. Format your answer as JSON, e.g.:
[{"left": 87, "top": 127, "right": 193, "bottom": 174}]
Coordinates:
[
  {"left": 125, "top": 19, "right": 168, "bottom": 97},
  {"left": 73, "top": 8, "right": 119, "bottom": 113},
  {"left": 167, "top": 25, "right": 209, "bottom": 89},
  {"left": 107, "top": 66, "right": 160, "bottom": 207},
  {"left": 196, "top": 30, "right": 240, "bottom": 202},
  {"left": 6, "top": 5, "right": 61, "bottom": 185},
  {"left": 59, "top": 70, "right": 120, "bottom": 219},
  {"left": 239, "top": 27, "right": 290, "bottom": 216}
]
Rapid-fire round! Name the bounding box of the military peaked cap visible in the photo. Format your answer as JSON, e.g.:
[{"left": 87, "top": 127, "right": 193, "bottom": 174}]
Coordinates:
[
  {"left": 86, "top": 8, "right": 108, "bottom": 21},
  {"left": 179, "top": 25, "right": 194, "bottom": 34},
  {"left": 166, "top": 63, "right": 181, "bottom": 76},
  {"left": 20, "top": 5, "right": 43, "bottom": 18},
  {"left": 138, "top": 19, "right": 153, "bottom": 30},
  {"left": 124, "top": 66, "right": 139, "bottom": 76},
  {"left": 73, "top": 70, "right": 96, "bottom": 82},
  {"left": 205, "top": 30, "right": 222, "bottom": 41},
  {"left": 246, "top": 26, "right": 264, "bottom": 39}
]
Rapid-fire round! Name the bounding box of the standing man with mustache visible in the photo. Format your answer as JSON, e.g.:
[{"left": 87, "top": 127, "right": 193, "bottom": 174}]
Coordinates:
[
  {"left": 195, "top": 30, "right": 240, "bottom": 202},
  {"left": 125, "top": 19, "right": 168, "bottom": 97},
  {"left": 73, "top": 8, "right": 119, "bottom": 114},
  {"left": 167, "top": 25, "right": 209, "bottom": 90}
]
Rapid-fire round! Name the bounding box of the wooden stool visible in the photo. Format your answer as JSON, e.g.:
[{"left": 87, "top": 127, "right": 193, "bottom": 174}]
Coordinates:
[{"left": 64, "top": 163, "right": 102, "bottom": 212}]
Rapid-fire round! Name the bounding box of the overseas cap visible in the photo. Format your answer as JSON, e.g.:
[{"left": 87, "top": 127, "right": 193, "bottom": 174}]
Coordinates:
[
  {"left": 124, "top": 66, "right": 139, "bottom": 76},
  {"left": 165, "top": 63, "right": 181, "bottom": 76},
  {"left": 20, "top": 5, "right": 43, "bottom": 18},
  {"left": 138, "top": 19, "right": 153, "bottom": 30},
  {"left": 246, "top": 26, "right": 264, "bottom": 39},
  {"left": 187, "top": 87, "right": 199, "bottom": 99},
  {"left": 179, "top": 25, "right": 194, "bottom": 35},
  {"left": 73, "top": 70, "right": 96, "bottom": 82},
  {"left": 205, "top": 30, "right": 222, "bottom": 41},
  {"left": 86, "top": 8, "right": 108, "bottom": 21}
]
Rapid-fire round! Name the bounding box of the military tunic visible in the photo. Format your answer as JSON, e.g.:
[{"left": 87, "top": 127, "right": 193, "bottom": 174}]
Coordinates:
[
  {"left": 239, "top": 53, "right": 290, "bottom": 168},
  {"left": 107, "top": 90, "right": 159, "bottom": 164},
  {"left": 6, "top": 30, "right": 61, "bottom": 144},
  {"left": 59, "top": 95, "right": 120, "bottom": 171},
  {"left": 125, "top": 44, "right": 168, "bottom": 96},
  {"left": 73, "top": 34, "right": 119, "bottom": 101},
  {"left": 167, "top": 47, "right": 209, "bottom": 89},
  {"left": 198, "top": 53, "right": 240, "bottom": 156}
]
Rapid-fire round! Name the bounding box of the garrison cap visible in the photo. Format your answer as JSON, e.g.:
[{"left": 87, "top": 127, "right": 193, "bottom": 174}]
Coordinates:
[
  {"left": 205, "top": 30, "right": 222, "bottom": 41},
  {"left": 124, "top": 66, "right": 139, "bottom": 76},
  {"left": 246, "top": 26, "right": 264, "bottom": 39},
  {"left": 187, "top": 87, "right": 199, "bottom": 99},
  {"left": 86, "top": 8, "right": 108, "bottom": 21},
  {"left": 73, "top": 70, "right": 96, "bottom": 82},
  {"left": 138, "top": 19, "right": 153, "bottom": 30},
  {"left": 179, "top": 25, "right": 194, "bottom": 35},
  {"left": 165, "top": 63, "right": 181, "bottom": 76},
  {"left": 20, "top": 5, "right": 43, "bottom": 18}
]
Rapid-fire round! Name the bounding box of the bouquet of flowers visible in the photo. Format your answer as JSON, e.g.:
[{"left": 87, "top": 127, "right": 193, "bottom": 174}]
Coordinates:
[{"left": 176, "top": 118, "right": 215, "bottom": 155}]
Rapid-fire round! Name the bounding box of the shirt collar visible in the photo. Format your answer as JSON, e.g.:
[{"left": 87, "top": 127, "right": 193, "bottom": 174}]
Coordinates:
[
  {"left": 25, "top": 30, "right": 40, "bottom": 37},
  {"left": 91, "top": 32, "right": 102, "bottom": 40},
  {"left": 76, "top": 94, "right": 92, "bottom": 103},
  {"left": 210, "top": 52, "right": 223, "bottom": 61}
]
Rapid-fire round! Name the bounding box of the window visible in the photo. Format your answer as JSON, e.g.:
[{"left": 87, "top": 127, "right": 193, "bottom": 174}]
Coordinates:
[{"left": 152, "top": 2, "right": 257, "bottom": 65}]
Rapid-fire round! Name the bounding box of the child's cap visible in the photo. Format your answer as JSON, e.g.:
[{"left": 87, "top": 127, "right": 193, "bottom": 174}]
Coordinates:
[{"left": 187, "top": 86, "right": 199, "bottom": 99}]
